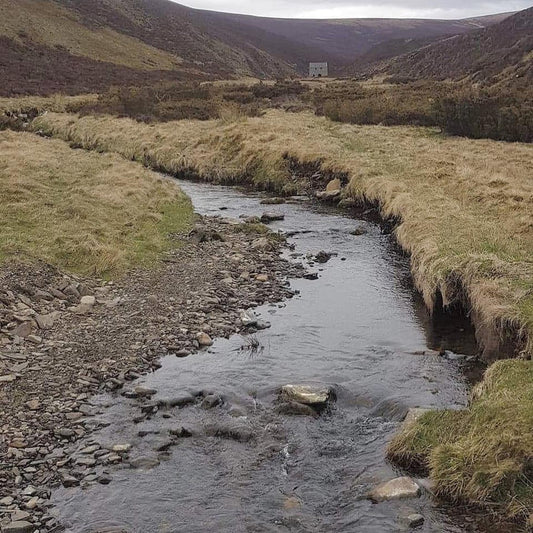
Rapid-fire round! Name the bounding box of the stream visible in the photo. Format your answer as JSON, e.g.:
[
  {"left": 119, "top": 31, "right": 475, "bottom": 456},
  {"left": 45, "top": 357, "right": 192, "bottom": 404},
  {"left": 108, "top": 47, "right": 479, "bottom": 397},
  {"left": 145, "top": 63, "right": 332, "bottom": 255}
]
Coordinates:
[{"left": 51, "top": 180, "right": 488, "bottom": 532}]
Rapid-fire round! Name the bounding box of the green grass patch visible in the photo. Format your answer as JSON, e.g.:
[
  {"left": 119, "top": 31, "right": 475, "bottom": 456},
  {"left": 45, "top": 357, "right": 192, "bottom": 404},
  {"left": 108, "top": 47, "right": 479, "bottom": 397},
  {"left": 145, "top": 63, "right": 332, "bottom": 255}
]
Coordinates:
[
  {"left": 387, "top": 360, "right": 533, "bottom": 521},
  {"left": 0, "top": 131, "right": 193, "bottom": 277}
]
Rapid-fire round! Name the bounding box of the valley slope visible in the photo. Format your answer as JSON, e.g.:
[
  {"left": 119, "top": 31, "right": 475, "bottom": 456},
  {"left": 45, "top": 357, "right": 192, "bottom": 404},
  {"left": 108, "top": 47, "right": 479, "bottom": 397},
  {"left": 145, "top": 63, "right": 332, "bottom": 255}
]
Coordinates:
[{"left": 0, "top": 0, "right": 509, "bottom": 95}]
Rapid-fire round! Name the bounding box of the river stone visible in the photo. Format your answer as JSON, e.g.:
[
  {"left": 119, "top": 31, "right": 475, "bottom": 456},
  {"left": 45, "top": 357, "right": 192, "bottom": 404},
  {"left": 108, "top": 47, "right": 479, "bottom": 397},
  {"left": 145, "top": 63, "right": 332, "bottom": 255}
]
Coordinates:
[
  {"left": 2, "top": 521, "right": 34, "bottom": 533},
  {"left": 160, "top": 393, "right": 195, "bottom": 408},
  {"left": 201, "top": 394, "right": 222, "bottom": 410},
  {"left": 207, "top": 422, "right": 254, "bottom": 443},
  {"left": 326, "top": 178, "right": 341, "bottom": 192},
  {"left": 260, "top": 197, "right": 285, "bottom": 205},
  {"left": 316, "top": 189, "right": 341, "bottom": 201},
  {"left": 315, "top": 251, "right": 333, "bottom": 264},
  {"left": 351, "top": 226, "right": 368, "bottom": 236},
  {"left": 283, "top": 496, "right": 301, "bottom": 510},
  {"left": 281, "top": 384, "right": 331, "bottom": 405},
  {"left": 134, "top": 386, "right": 157, "bottom": 397},
  {"left": 240, "top": 309, "right": 258, "bottom": 326},
  {"left": 112, "top": 444, "right": 131, "bottom": 453},
  {"left": 11, "top": 511, "right": 30, "bottom": 521},
  {"left": 25, "top": 399, "right": 41, "bottom": 410},
  {"left": 196, "top": 332, "right": 213, "bottom": 347},
  {"left": 61, "top": 474, "right": 79, "bottom": 487},
  {"left": 255, "top": 274, "right": 269, "bottom": 282},
  {"left": 80, "top": 295, "right": 96, "bottom": 306},
  {"left": 368, "top": 477, "right": 421, "bottom": 502},
  {"left": 169, "top": 427, "right": 193, "bottom": 438},
  {"left": 81, "top": 444, "right": 100, "bottom": 454},
  {"left": 35, "top": 313, "right": 57, "bottom": 330},
  {"left": 275, "top": 401, "right": 319, "bottom": 417},
  {"left": 129, "top": 456, "right": 160, "bottom": 470},
  {"left": 406, "top": 514, "right": 425, "bottom": 528},
  {"left": 12, "top": 321, "right": 33, "bottom": 338},
  {"left": 56, "top": 428, "right": 75, "bottom": 438},
  {"left": 260, "top": 212, "right": 285, "bottom": 223}
]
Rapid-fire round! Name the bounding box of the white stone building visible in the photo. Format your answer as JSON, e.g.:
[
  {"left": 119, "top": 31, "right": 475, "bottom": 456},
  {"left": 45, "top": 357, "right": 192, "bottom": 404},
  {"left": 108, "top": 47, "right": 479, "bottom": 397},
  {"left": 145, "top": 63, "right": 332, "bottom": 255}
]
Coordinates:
[{"left": 309, "top": 62, "right": 328, "bottom": 78}]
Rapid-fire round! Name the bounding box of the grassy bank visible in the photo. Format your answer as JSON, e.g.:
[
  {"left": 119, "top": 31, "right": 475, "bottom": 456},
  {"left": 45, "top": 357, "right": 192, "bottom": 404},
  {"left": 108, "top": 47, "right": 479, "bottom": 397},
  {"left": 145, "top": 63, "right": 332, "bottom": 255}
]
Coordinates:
[
  {"left": 388, "top": 360, "right": 533, "bottom": 523},
  {"left": 33, "top": 110, "right": 533, "bottom": 356},
  {"left": 0, "top": 130, "right": 192, "bottom": 276}
]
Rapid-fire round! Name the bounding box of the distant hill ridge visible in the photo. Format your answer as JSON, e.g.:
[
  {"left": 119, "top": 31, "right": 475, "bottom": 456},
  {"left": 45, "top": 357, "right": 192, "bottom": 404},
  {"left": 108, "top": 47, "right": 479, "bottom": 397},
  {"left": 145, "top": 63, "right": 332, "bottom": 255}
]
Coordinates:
[
  {"left": 351, "top": 7, "right": 533, "bottom": 85},
  {"left": 0, "top": 0, "right": 514, "bottom": 95}
]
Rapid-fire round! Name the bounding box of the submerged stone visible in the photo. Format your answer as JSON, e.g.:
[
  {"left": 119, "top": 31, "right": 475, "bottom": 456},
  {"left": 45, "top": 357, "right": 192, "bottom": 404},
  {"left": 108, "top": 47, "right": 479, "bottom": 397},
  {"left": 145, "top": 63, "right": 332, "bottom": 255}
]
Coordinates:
[
  {"left": 368, "top": 477, "right": 421, "bottom": 502},
  {"left": 406, "top": 513, "right": 425, "bottom": 528}
]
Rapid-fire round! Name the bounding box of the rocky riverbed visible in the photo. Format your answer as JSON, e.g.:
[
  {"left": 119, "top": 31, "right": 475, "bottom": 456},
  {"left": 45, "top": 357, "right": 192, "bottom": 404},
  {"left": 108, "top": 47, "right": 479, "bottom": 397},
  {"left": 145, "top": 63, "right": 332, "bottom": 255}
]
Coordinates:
[{"left": 0, "top": 216, "right": 304, "bottom": 532}]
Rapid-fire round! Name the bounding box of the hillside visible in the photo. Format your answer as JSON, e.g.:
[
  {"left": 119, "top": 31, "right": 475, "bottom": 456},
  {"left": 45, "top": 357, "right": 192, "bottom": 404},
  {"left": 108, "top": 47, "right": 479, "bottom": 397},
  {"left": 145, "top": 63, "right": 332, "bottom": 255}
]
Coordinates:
[
  {"left": 0, "top": 0, "right": 512, "bottom": 95},
  {"left": 360, "top": 7, "right": 533, "bottom": 85}
]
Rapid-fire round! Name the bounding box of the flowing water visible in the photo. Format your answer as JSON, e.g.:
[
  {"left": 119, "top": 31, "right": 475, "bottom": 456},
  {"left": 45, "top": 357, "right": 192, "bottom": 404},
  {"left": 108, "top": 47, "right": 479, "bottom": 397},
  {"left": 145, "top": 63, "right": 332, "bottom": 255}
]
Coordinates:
[{"left": 51, "top": 181, "right": 490, "bottom": 533}]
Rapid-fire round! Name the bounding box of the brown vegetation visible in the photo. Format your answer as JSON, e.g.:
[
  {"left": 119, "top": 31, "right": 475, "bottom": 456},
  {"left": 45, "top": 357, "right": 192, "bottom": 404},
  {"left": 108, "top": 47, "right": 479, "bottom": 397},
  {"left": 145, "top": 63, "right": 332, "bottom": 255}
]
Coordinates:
[
  {"left": 362, "top": 7, "right": 533, "bottom": 86},
  {"left": 64, "top": 81, "right": 310, "bottom": 122},
  {"left": 313, "top": 80, "right": 533, "bottom": 142}
]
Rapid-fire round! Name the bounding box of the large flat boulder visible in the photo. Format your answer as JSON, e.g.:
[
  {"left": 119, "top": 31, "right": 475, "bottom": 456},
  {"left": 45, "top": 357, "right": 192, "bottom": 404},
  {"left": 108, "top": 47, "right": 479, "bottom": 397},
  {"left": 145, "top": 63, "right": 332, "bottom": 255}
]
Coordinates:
[
  {"left": 368, "top": 477, "right": 421, "bottom": 502},
  {"left": 280, "top": 384, "right": 331, "bottom": 405}
]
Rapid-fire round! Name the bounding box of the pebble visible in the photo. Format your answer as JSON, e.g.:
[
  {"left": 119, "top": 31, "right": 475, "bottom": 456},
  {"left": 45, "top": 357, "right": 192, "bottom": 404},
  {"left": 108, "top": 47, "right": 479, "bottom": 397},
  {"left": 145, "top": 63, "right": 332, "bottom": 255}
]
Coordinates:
[
  {"left": 196, "top": 332, "right": 213, "bottom": 347},
  {"left": 111, "top": 444, "right": 131, "bottom": 453},
  {"left": 80, "top": 444, "right": 100, "bottom": 454},
  {"left": 201, "top": 394, "right": 222, "bottom": 410},
  {"left": 406, "top": 514, "right": 425, "bottom": 528},
  {"left": 25, "top": 400, "right": 41, "bottom": 411},
  {"left": 80, "top": 295, "right": 96, "bottom": 306},
  {"left": 61, "top": 474, "right": 79, "bottom": 487},
  {"left": 56, "top": 428, "right": 75, "bottom": 438}
]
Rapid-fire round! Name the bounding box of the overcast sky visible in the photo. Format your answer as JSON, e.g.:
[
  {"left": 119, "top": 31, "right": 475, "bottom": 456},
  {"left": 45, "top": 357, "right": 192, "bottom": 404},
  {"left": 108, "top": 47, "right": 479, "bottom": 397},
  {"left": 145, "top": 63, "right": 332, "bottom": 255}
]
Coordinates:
[{"left": 178, "top": 0, "right": 532, "bottom": 19}]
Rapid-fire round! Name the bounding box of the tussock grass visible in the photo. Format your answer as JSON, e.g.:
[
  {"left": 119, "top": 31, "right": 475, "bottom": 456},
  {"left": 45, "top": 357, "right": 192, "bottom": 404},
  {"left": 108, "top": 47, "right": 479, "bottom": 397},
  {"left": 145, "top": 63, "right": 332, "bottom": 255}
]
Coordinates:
[
  {"left": 0, "top": 131, "right": 192, "bottom": 276},
  {"left": 33, "top": 110, "right": 533, "bottom": 356},
  {"left": 0, "top": 94, "right": 97, "bottom": 114},
  {"left": 387, "top": 360, "right": 533, "bottom": 521}
]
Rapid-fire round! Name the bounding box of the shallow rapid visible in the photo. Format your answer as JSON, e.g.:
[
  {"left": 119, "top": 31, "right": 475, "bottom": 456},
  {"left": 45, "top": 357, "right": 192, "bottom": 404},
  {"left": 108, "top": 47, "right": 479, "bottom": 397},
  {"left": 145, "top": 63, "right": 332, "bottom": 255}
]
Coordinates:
[{"left": 52, "top": 181, "right": 487, "bottom": 532}]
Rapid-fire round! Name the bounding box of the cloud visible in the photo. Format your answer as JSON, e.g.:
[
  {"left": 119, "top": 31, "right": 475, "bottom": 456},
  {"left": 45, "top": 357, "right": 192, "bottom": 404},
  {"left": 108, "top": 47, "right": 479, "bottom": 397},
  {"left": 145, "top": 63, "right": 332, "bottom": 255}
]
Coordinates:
[{"left": 179, "top": 0, "right": 532, "bottom": 19}]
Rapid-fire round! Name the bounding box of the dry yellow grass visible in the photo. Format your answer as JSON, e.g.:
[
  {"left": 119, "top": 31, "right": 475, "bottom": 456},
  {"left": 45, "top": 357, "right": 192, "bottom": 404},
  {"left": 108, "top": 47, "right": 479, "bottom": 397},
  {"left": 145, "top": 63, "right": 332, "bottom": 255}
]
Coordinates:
[
  {"left": 33, "top": 110, "right": 533, "bottom": 355},
  {"left": 0, "top": 0, "right": 182, "bottom": 70},
  {"left": 0, "top": 94, "right": 97, "bottom": 113},
  {"left": 0, "top": 130, "right": 192, "bottom": 276}
]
